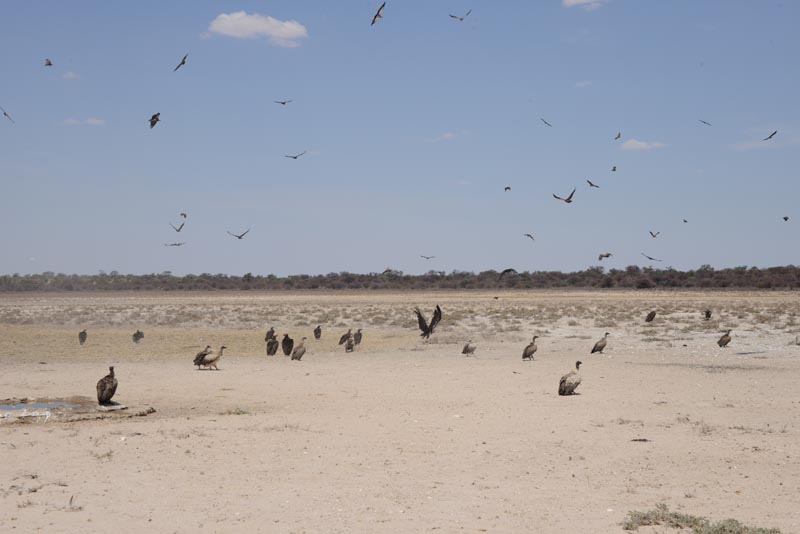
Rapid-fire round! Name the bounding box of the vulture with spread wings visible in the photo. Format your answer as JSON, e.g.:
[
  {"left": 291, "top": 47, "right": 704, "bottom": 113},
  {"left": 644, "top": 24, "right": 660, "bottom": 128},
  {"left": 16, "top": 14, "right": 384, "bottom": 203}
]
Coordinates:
[{"left": 414, "top": 305, "right": 442, "bottom": 339}]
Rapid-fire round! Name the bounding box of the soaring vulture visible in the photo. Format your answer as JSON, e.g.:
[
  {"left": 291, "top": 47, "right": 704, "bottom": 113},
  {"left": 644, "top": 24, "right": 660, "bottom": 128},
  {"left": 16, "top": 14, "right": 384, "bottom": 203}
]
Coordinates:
[
  {"left": 291, "top": 338, "right": 307, "bottom": 361},
  {"left": 522, "top": 335, "right": 538, "bottom": 360},
  {"left": 558, "top": 361, "right": 582, "bottom": 396},
  {"left": 96, "top": 366, "right": 118, "bottom": 405},
  {"left": 591, "top": 333, "right": 609, "bottom": 354},
  {"left": 414, "top": 305, "right": 442, "bottom": 338},
  {"left": 282, "top": 334, "right": 294, "bottom": 356},
  {"left": 79, "top": 329, "right": 87, "bottom": 346}
]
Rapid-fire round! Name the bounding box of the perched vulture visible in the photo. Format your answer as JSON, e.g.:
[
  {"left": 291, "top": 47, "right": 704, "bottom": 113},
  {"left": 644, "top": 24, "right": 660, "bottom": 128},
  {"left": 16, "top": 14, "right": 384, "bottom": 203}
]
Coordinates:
[
  {"left": 96, "top": 366, "right": 118, "bottom": 405},
  {"left": 132, "top": 330, "right": 144, "bottom": 343},
  {"left": 198, "top": 346, "right": 225, "bottom": 370},
  {"left": 354, "top": 329, "right": 363, "bottom": 346},
  {"left": 345, "top": 337, "right": 355, "bottom": 353},
  {"left": 645, "top": 311, "right": 657, "bottom": 323},
  {"left": 291, "top": 338, "right": 307, "bottom": 361},
  {"left": 558, "top": 361, "right": 582, "bottom": 396},
  {"left": 78, "top": 329, "right": 87, "bottom": 346},
  {"left": 717, "top": 330, "right": 732, "bottom": 348},
  {"left": 461, "top": 340, "right": 476, "bottom": 355},
  {"left": 314, "top": 325, "right": 322, "bottom": 340},
  {"left": 591, "top": 333, "right": 609, "bottom": 354},
  {"left": 266, "top": 338, "right": 279, "bottom": 356},
  {"left": 264, "top": 327, "right": 276, "bottom": 342},
  {"left": 193, "top": 345, "right": 212, "bottom": 368},
  {"left": 338, "top": 329, "right": 352, "bottom": 345},
  {"left": 522, "top": 336, "right": 538, "bottom": 361},
  {"left": 414, "top": 305, "right": 442, "bottom": 338},
  {"left": 704, "top": 309, "right": 712, "bottom": 321},
  {"left": 282, "top": 334, "right": 294, "bottom": 356}
]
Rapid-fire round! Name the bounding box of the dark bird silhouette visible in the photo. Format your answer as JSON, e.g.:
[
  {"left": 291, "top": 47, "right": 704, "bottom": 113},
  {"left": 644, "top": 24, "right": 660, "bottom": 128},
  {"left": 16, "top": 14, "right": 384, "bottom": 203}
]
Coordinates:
[
  {"left": 614, "top": 132, "right": 621, "bottom": 140},
  {"left": 281, "top": 334, "right": 294, "bottom": 356},
  {"left": 180, "top": 212, "right": 187, "bottom": 218},
  {"left": 783, "top": 216, "right": 789, "bottom": 222},
  {"left": 591, "top": 333, "right": 609, "bottom": 354},
  {"left": 193, "top": 345, "right": 213, "bottom": 368},
  {"left": 45, "top": 58, "right": 53, "bottom": 67},
  {"left": 265, "top": 327, "right": 276, "bottom": 342},
  {"left": 420, "top": 255, "right": 436, "bottom": 260},
  {"left": 553, "top": 188, "right": 576, "bottom": 203},
  {"left": 504, "top": 186, "right": 511, "bottom": 192},
  {"left": 498, "top": 268, "right": 517, "bottom": 280},
  {"left": 79, "top": 329, "right": 87, "bottom": 346},
  {"left": 587, "top": 180, "right": 599, "bottom": 188},
  {"left": 313, "top": 325, "right": 322, "bottom": 340},
  {"left": 173, "top": 54, "right": 188, "bottom": 72},
  {"left": 291, "top": 338, "right": 307, "bottom": 361},
  {"left": 354, "top": 329, "right": 363, "bottom": 346},
  {"left": 449, "top": 9, "right": 472, "bottom": 21},
  {"left": 558, "top": 361, "right": 582, "bottom": 396},
  {"left": 598, "top": 252, "right": 612, "bottom": 261},
  {"left": 704, "top": 309, "right": 712, "bottom": 321},
  {"left": 132, "top": 330, "right": 144, "bottom": 343},
  {"left": 274, "top": 100, "right": 293, "bottom": 106},
  {"left": 645, "top": 310, "right": 657, "bottom": 323},
  {"left": 718, "top": 329, "right": 732, "bottom": 348},
  {"left": 265, "top": 338, "right": 278, "bottom": 355},
  {"left": 611, "top": 166, "right": 617, "bottom": 172},
  {"left": 170, "top": 222, "right": 185, "bottom": 232},
  {"left": 371, "top": 2, "right": 386, "bottom": 25},
  {"left": 699, "top": 119, "right": 712, "bottom": 126},
  {"left": 338, "top": 329, "right": 352, "bottom": 345},
  {"left": 522, "top": 335, "right": 538, "bottom": 361},
  {"left": 149, "top": 113, "right": 160, "bottom": 129},
  {"left": 763, "top": 130, "right": 777, "bottom": 141},
  {"left": 540, "top": 118, "right": 553, "bottom": 127},
  {"left": 284, "top": 151, "right": 306, "bottom": 160},
  {"left": 227, "top": 228, "right": 250, "bottom": 240},
  {"left": 96, "top": 366, "right": 118, "bottom": 405},
  {"left": 461, "top": 340, "right": 476, "bottom": 355},
  {"left": 523, "top": 233, "right": 535, "bottom": 241},
  {"left": 345, "top": 336, "right": 355, "bottom": 353},
  {"left": 164, "top": 242, "right": 185, "bottom": 247},
  {"left": 649, "top": 231, "right": 660, "bottom": 238},
  {"left": 1, "top": 106, "right": 15, "bottom": 124},
  {"left": 414, "top": 305, "right": 442, "bottom": 338},
  {"left": 641, "top": 252, "right": 662, "bottom": 262},
  {"left": 683, "top": 219, "right": 688, "bottom": 223}
]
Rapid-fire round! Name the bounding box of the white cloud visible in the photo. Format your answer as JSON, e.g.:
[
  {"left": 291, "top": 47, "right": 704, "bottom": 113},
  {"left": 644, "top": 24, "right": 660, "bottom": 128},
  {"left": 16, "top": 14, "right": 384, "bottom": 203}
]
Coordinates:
[
  {"left": 426, "top": 131, "right": 460, "bottom": 143},
  {"left": 62, "top": 71, "right": 79, "bottom": 80},
  {"left": 575, "top": 80, "right": 592, "bottom": 88},
  {"left": 621, "top": 139, "right": 665, "bottom": 151},
  {"left": 563, "top": 0, "right": 606, "bottom": 10},
  {"left": 209, "top": 11, "right": 308, "bottom": 47},
  {"left": 64, "top": 118, "right": 105, "bottom": 126}
]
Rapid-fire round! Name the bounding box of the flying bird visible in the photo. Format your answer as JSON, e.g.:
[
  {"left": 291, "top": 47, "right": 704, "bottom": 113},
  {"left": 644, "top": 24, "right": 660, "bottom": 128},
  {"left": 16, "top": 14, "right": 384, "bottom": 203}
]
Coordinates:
[
  {"left": 498, "top": 268, "right": 517, "bottom": 280},
  {"left": 586, "top": 180, "right": 600, "bottom": 188},
  {"left": 553, "top": 188, "right": 576, "bottom": 204},
  {"left": 45, "top": 58, "right": 53, "bottom": 67},
  {"left": 449, "top": 9, "right": 472, "bottom": 21},
  {"left": 641, "top": 252, "right": 663, "bottom": 262},
  {"left": 274, "top": 100, "right": 293, "bottom": 106},
  {"left": 149, "top": 113, "right": 160, "bottom": 129},
  {"left": 173, "top": 54, "right": 188, "bottom": 72},
  {"left": 96, "top": 366, "right": 118, "bottom": 405},
  {"left": 649, "top": 231, "right": 660, "bottom": 238},
  {"left": 611, "top": 166, "right": 617, "bottom": 172},
  {"left": 540, "top": 118, "right": 553, "bottom": 127},
  {"left": 783, "top": 216, "right": 789, "bottom": 222},
  {"left": 598, "top": 252, "right": 612, "bottom": 261},
  {"left": 371, "top": 2, "right": 386, "bottom": 25},
  {"left": 164, "top": 242, "right": 185, "bottom": 247},
  {"left": 170, "top": 222, "right": 185, "bottom": 232},
  {"left": 763, "top": 130, "right": 777, "bottom": 141},
  {"left": 180, "top": 212, "right": 187, "bottom": 218},
  {"left": 614, "top": 132, "right": 621, "bottom": 140},
  {"left": 1, "top": 106, "right": 15, "bottom": 124},
  {"left": 699, "top": 119, "right": 712, "bottom": 126},
  {"left": 227, "top": 228, "right": 251, "bottom": 240},
  {"left": 683, "top": 219, "right": 688, "bottom": 223},
  {"left": 284, "top": 151, "right": 307, "bottom": 160},
  {"left": 420, "top": 255, "right": 436, "bottom": 260},
  {"left": 414, "top": 305, "right": 442, "bottom": 339},
  {"left": 504, "top": 186, "right": 511, "bottom": 192},
  {"left": 523, "top": 234, "right": 535, "bottom": 241}
]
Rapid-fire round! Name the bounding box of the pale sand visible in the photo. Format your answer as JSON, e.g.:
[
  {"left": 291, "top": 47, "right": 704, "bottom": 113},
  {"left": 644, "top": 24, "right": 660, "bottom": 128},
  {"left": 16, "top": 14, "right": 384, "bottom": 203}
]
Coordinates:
[{"left": 1, "top": 291, "right": 798, "bottom": 533}]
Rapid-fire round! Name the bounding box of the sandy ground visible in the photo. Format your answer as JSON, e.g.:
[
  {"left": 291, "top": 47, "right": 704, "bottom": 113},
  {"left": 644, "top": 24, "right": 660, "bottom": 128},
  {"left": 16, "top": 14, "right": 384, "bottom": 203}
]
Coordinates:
[{"left": 1, "top": 291, "right": 798, "bottom": 533}]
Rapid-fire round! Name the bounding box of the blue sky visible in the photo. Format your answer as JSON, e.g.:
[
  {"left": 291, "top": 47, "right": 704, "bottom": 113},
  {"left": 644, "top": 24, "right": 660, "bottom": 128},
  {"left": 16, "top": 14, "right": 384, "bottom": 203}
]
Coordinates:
[{"left": 1, "top": 0, "right": 798, "bottom": 276}]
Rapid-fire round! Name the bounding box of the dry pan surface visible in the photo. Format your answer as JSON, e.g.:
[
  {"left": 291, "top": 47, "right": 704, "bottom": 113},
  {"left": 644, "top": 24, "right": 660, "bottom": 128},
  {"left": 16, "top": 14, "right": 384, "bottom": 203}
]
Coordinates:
[{"left": 0, "top": 290, "right": 798, "bottom": 533}]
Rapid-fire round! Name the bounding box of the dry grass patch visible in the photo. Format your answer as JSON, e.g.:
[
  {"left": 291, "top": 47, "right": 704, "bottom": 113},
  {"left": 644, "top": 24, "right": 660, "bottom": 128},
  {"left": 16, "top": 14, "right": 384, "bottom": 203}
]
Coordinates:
[{"left": 623, "top": 503, "right": 781, "bottom": 533}]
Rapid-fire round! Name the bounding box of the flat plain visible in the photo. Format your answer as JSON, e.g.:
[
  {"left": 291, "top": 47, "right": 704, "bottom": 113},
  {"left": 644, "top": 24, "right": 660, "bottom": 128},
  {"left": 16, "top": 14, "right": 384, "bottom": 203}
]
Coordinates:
[{"left": 1, "top": 291, "right": 798, "bottom": 533}]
